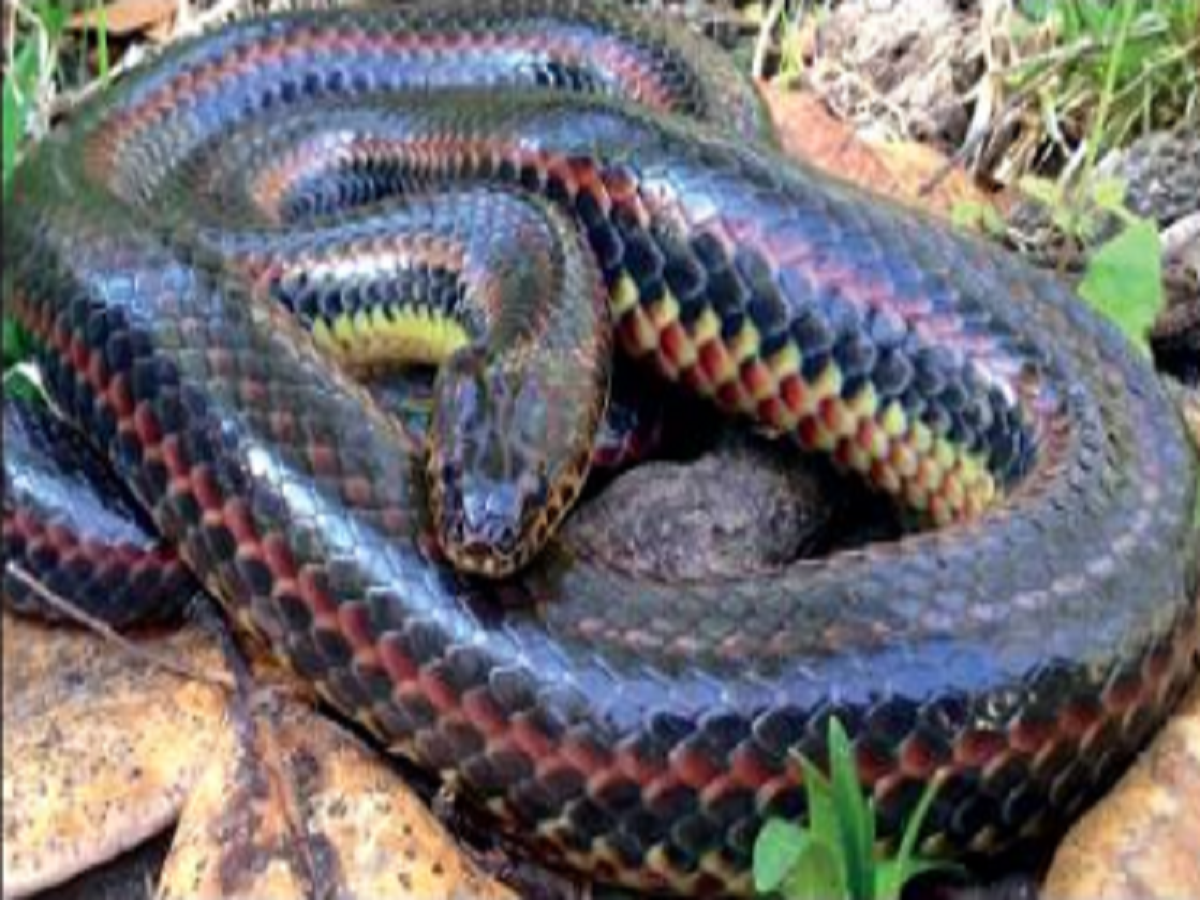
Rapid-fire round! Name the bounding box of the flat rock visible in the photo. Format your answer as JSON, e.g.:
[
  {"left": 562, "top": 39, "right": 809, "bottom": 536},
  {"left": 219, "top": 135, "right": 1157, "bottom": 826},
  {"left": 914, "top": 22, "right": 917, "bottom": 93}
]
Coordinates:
[
  {"left": 2, "top": 613, "right": 228, "bottom": 899},
  {"left": 3, "top": 610, "right": 516, "bottom": 899},
  {"left": 159, "top": 688, "right": 516, "bottom": 900},
  {"left": 1042, "top": 668, "right": 1200, "bottom": 898}
]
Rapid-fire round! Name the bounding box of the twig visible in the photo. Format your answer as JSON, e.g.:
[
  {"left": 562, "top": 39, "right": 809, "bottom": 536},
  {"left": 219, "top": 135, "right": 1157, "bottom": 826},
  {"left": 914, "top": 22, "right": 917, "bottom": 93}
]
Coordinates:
[
  {"left": 918, "top": 70, "right": 1057, "bottom": 195},
  {"left": 49, "top": 45, "right": 145, "bottom": 116},
  {"left": 5, "top": 562, "right": 236, "bottom": 690},
  {"left": 751, "top": 0, "right": 787, "bottom": 81}
]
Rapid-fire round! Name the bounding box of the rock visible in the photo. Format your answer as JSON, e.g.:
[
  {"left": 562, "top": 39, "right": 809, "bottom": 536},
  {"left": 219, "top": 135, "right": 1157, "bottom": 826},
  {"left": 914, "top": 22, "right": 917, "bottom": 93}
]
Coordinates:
[
  {"left": 158, "top": 689, "right": 516, "bottom": 900},
  {"left": 2, "top": 610, "right": 517, "bottom": 899},
  {"left": 1096, "top": 130, "right": 1200, "bottom": 231},
  {"left": 1, "top": 614, "right": 229, "bottom": 899},
  {"left": 1151, "top": 213, "right": 1200, "bottom": 385},
  {"left": 1007, "top": 129, "right": 1200, "bottom": 273},
  {"left": 564, "top": 433, "right": 902, "bottom": 581},
  {"left": 564, "top": 435, "right": 836, "bottom": 580},
  {"left": 808, "top": 0, "right": 984, "bottom": 149},
  {"left": 1042, "top": 676, "right": 1200, "bottom": 899},
  {"left": 37, "top": 833, "right": 173, "bottom": 900}
]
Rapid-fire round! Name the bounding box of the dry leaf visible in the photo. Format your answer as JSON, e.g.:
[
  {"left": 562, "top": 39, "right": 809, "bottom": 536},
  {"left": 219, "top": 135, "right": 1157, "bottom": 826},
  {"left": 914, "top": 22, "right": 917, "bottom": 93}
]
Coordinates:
[
  {"left": 68, "top": 0, "right": 176, "bottom": 37},
  {"left": 762, "top": 84, "right": 1003, "bottom": 220},
  {"left": 763, "top": 85, "right": 897, "bottom": 190}
]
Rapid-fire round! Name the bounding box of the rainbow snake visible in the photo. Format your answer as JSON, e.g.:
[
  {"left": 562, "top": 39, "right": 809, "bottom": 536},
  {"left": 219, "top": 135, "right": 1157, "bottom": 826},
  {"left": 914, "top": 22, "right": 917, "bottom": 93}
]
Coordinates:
[{"left": 3, "top": 1, "right": 1199, "bottom": 895}]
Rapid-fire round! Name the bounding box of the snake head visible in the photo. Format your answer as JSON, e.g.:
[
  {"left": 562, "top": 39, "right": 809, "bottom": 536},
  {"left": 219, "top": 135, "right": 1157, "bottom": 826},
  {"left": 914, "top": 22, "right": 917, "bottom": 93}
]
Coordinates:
[{"left": 428, "top": 348, "right": 594, "bottom": 579}]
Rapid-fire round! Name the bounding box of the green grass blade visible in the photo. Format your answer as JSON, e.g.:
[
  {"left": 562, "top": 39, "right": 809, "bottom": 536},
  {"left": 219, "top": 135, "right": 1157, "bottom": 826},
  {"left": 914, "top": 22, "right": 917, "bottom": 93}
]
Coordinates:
[
  {"left": 3, "top": 40, "right": 45, "bottom": 198},
  {"left": 826, "top": 719, "right": 872, "bottom": 900},
  {"left": 34, "top": 0, "right": 68, "bottom": 40},
  {"left": 2, "top": 78, "right": 21, "bottom": 197},
  {"left": 94, "top": 0, "right": 111, "bottom": 81}
]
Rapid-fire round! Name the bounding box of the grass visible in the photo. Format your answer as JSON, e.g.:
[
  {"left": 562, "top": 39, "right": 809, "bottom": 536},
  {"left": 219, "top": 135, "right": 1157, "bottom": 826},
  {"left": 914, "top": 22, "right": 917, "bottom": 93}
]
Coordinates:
[
  {"left": 753, "top": 718, "right": 954, "bottom": 900},
  {"left": 1004, "top": 0, "right": 1199, "bottom": 171},
  {"left": 748, "top": 0, "right": 828, "bottom": 85},
  {"left": 1001, "top": 0, "right": 1180, "bottom": 351},
  {"left": 3, "top": 0, "right": 112, "bottom": 198}
]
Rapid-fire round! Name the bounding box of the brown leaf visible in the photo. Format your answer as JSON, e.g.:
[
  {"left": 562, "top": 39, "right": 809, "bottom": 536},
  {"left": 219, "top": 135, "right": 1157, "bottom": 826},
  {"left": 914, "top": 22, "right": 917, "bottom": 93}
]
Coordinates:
[
  {"left": 866, "top": 138, "right": 999, "bottom": 218},
  {"left": 761, "top": 84, "right": 1002, "bottom": 220},
  {"left": 68, "top": 0, "right": 176, "bottom": 37},
  {"left": 763, "top": 86, "right": 896, "bottom": 190}
]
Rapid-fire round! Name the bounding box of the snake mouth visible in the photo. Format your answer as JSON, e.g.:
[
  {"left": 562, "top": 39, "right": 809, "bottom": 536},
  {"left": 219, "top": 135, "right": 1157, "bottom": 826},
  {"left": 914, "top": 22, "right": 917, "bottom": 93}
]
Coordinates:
[{"left": 431, "top": 466, "right": 545, "bottom": 579}]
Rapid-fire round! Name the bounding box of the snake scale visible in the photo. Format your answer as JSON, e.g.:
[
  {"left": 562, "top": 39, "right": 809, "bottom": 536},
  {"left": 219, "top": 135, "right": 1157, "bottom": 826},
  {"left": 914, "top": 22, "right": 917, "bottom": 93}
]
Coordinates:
[{"left": 3, "top": 1, "right": 1198, "bottom": 894}]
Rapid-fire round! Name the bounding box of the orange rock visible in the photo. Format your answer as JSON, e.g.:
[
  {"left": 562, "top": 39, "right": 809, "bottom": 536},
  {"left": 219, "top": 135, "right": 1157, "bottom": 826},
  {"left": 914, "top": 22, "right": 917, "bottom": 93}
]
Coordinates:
[
  {"left": 68, "top": 0, "right": 176, "bottom": 37},
  {"left": 2, "top": 613, "right": 228, "bottom": 898},
  {"left": 1043, "top": 677, "right": 1200, "bottom": 899},
  {"left": 159, "top": 689, "right": 516, "bottom": 900}
]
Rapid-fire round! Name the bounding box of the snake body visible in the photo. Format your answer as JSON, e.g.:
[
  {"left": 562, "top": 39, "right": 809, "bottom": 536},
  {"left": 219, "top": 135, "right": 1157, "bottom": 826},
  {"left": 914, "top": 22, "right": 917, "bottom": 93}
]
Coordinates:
[{"left": 3, "top": 1, "right": 1198, "bottom": 894}]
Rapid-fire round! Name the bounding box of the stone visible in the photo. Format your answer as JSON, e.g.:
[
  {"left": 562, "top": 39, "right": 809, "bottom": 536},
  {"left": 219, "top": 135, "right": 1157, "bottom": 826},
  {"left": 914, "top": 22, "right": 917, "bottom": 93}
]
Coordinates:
[
  {"left": 1042, "top": 676, "right": 1200, "bottom": 899},
  {"left": 2, "top": 614, "right": 228, "bottom": 898}
]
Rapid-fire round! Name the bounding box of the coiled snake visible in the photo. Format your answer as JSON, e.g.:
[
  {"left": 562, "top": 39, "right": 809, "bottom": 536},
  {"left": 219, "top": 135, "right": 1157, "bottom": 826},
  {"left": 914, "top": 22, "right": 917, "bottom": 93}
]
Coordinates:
[{"left": 3, "top": 1, "right": 1198, "bottom": 894}]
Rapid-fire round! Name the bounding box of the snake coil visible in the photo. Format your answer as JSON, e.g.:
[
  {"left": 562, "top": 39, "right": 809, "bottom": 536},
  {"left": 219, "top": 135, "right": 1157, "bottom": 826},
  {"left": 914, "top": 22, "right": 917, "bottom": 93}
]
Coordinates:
[{"left": 3, "top": 1, "right": 1198, "bottom": 894}]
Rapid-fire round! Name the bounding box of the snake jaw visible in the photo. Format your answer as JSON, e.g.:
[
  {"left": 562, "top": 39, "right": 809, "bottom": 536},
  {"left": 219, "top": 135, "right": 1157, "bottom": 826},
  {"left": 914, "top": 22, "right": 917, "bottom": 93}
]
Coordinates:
[{"left": 437, "top": 469, "right": 545, "bottom": 578}]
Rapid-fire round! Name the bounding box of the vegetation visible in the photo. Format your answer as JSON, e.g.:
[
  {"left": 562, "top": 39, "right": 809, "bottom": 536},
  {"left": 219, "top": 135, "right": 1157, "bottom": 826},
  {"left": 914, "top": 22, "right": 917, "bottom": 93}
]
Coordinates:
[
  {"left": 984, "top": 0, "right": 1188, "bottom": 350},
  {"left": 1002, "top": 0, "right": 1198, "bottom": 177},
  {"left": 752, "top": 719, "right": 953, "bottom": 900},
  {"left": 4, "top": 0, "right": 113, "bottom": 198}
]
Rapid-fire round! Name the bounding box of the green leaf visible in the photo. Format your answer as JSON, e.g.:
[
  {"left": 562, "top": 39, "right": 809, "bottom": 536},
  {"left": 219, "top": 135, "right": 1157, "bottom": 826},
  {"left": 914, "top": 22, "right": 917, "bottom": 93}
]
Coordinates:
[
  {"left": 782, "top": 837, "right": 847, "bottom": 900},
  {"left": 797, "top": 753, "right": 836, "bottom": 840},
  {"left": 2, "top": 363, "right": 44, "bottom": 404},
  {"left": 754, "top": 819, "right": 812, "bottom": 894},
  {"left": 1078, "top": 218, "right": 1163, "bottom": 351},
  {"left": 875, "top": 858, "right": 951, "bottom": 900},
  {"left": 1019, "top": 0, "right": 1053, "bottom": 23}
]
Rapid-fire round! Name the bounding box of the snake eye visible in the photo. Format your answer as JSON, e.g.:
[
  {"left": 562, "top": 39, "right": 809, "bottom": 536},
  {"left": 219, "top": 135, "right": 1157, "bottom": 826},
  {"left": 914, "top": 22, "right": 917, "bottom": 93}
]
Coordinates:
[{"left": 517, "top": 468, "right": 548, "bottom": 508}]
